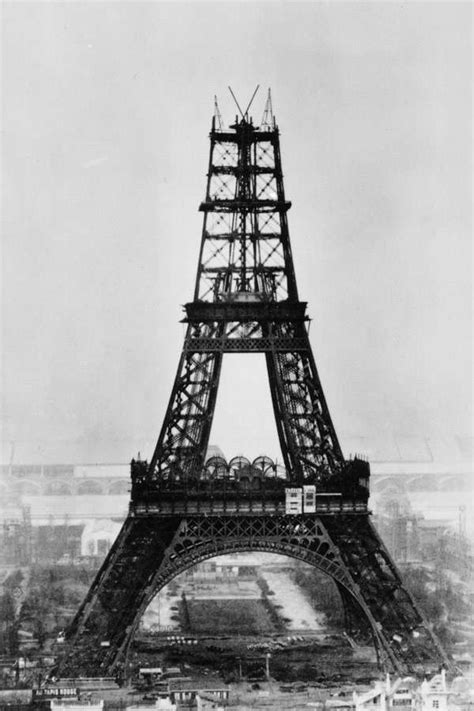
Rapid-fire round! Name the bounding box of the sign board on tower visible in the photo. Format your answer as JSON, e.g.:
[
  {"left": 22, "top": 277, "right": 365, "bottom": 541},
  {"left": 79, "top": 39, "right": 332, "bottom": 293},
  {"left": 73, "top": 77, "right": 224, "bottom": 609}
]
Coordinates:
[
  {"left": 303, "top": 485, "right": 316, "bottom": 513},
  {"left": 285, "top": 488, "right": 303, "bottom": 515}
]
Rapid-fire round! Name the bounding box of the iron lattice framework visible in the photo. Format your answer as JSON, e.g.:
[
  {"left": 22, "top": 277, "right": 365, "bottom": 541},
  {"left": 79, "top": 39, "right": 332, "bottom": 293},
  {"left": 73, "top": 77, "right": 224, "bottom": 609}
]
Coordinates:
[
  {"left": 60, "top": 93, "right": 451, "bottom": 678},
  {"left": 147, "top": 101, "right": 343, "bottom": 488}
]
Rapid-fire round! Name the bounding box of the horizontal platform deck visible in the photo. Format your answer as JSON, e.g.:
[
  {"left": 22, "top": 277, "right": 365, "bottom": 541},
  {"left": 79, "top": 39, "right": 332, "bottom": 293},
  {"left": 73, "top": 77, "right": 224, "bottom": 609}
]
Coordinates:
[{"left": 131, "top": 495, "right": 369, "bottom": 517}]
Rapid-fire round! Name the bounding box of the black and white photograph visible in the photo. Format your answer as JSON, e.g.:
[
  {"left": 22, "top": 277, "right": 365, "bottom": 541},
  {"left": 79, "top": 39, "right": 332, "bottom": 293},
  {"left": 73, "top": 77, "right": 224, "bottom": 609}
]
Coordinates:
[{"left": 1, "top": 2, "right": 472, "bottom": 709}]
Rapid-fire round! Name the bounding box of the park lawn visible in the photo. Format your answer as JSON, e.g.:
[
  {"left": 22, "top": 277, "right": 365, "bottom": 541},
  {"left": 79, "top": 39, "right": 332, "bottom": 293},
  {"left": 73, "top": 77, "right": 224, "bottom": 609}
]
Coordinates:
[{"left": 185, "top": 598, "right": 277, "bottom": 635}]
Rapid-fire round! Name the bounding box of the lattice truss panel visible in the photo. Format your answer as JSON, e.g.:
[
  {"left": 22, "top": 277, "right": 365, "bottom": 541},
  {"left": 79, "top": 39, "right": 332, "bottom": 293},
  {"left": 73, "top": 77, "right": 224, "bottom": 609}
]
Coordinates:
[
  {"left": 197, "top": 136, "right": 292, "bottom": 302},
  {"left": 266, "top": 336, "right": 343, "bottom": 480},
  {"left": 149, "top": 327, "right": 223, "bottom": 480},
  {"left": 60, "top": 513, "right": 448, "bottom": 678},
  {"left": 158, "top": 319, "right": 341, "bottom": 481},
  {"left": 149, "top": 316, "right": 342, "bottom": 482},
  {"left": 184, "top": 318, "right": 305, "bottom": 351}
]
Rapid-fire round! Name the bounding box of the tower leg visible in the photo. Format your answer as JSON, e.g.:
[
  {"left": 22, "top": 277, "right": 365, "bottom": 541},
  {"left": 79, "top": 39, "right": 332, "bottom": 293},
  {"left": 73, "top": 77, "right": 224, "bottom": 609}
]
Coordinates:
[
  {"left": 324, "top": 516, "right": 452, "bottom": 673},
  {"left": 60, "top": 516, "right": 182, "bottom": 675}
]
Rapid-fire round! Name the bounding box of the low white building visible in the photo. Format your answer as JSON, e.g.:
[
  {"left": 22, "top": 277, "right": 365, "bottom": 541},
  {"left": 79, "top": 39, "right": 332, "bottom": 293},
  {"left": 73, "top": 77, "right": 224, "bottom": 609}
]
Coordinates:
[
  {"left": 419, "top": 670, "right": 449, "bottom": 711},
  {"left": 168, "top": 679, "right": 229, "bottom": 707},
  {"left": 50, "top": 703, "right": 104, "bottom": 711},
  {"left": 351, "top": 672, "right": 470, "bottom": 711},
  {"left": 80, "top": 519, "right": 121, "bottom": 557},
  {"left": 196, "top": 694, "right": 227, "bottom": 711},
  {"left": 127, "top": 700, "right": 176, "bottom": 711}
]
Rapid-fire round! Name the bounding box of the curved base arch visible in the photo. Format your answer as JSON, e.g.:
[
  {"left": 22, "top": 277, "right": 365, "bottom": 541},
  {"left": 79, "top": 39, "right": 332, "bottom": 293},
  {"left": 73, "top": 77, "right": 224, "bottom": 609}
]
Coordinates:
[{"left": 59, "top": 512, "right": 451, "bottom": 678}]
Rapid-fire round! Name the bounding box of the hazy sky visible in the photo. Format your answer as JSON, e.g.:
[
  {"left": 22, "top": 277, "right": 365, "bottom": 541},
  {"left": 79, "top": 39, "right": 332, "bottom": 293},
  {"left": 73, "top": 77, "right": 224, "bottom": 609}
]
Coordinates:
[{"left": 1, "top": 1, "right": 472, "bottom": 464}]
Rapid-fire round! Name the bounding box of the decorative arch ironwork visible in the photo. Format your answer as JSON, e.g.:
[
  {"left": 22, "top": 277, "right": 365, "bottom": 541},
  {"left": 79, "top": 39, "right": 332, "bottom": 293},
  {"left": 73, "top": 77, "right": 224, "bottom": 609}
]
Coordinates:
[{"left": 67, "top": 514, "right": 408, "bottom": 676}]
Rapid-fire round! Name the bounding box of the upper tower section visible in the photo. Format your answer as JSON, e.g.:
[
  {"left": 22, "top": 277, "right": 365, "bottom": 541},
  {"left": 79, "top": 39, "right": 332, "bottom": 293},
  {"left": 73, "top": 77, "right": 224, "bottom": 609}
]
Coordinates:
[{"left": 194, "top": 90, "right": 299, "bottom": 304}]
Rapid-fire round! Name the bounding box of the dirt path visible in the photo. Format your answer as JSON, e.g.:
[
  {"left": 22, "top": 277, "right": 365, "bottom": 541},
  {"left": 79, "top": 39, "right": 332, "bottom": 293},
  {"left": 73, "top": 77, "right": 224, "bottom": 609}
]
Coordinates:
[
  {"left": 260, "top": 570, "right": 325, "bottom": 630},
  {"left": 141, "top": 588, "right": 181, "bottom": 631}
]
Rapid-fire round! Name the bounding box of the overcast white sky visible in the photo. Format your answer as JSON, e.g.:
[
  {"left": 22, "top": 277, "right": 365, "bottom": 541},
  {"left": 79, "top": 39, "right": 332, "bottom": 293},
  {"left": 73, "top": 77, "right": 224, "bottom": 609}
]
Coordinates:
[{"left": 1, "top": 1, "right": 472, "bottom": 465}]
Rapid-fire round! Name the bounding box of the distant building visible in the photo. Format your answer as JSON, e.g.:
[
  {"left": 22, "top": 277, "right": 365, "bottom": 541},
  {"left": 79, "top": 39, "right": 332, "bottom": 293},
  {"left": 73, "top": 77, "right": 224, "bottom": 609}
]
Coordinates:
[
  {"left": 80, "top": 519, "right": 122, "bottom": 557},
  {"left": 127, "top": 701, "right": 176, "bottom": 711},
  {"left": 50, "top": 702, "right": 104, "bottom": 711},
  {"left": 0, "top": 506, "right": 32, "bottom": 565},
  {"left": 349, "top": 672, "right": 472, "bottom": 711},
  {"left": 196, "top": 694, "right": 226, "bottom": 711},
  {"left": 168, "top": 680, "right": 229, "bottom": 707},
  {"left": 33, "top": 521, "right": 83, "bottom": 564},
  {"left": 183, "top": 554, "right": 260, "bottom": 582},
  {"left": 419, "top": 671, "right": 449, "bottom": 711}
]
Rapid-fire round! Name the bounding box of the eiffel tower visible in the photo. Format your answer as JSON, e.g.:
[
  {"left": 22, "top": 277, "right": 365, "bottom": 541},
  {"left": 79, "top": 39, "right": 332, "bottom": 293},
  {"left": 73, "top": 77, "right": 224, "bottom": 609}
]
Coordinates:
[{"left": 60, "top": 90, "right": 451, "bottom": 677}]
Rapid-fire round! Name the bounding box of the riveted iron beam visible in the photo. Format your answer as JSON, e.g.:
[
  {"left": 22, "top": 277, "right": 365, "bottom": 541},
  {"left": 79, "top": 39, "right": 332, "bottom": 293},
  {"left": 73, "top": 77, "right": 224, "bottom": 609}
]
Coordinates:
[
  {"left": 209, "top": 130, "right": 279, "bottom": 143},
  {"left": 184, "top": 336, "right": 309, "bottom": 352},
  {"left": 210, "top": 165, "right": 275, "bottom": 176},
  {"left": 183, "top": 301, "right": 308, "bottom": 323},
  {"left": 203, "top": 231, "right": 282, "bottom": 240},
  {"left": 199, "top": 199, "right": 292, "bottom": 212}
]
